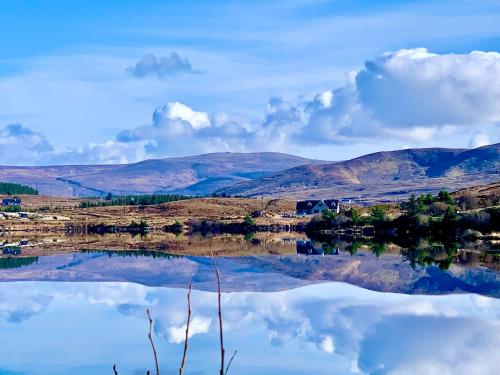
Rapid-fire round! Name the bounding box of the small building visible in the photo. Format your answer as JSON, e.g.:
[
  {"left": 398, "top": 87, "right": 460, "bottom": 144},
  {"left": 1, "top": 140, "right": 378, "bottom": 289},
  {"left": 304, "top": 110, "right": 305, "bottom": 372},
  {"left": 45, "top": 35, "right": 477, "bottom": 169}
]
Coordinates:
[
  {"left": 1, "top": 198, "right": 21, "bottom": 207},
  {"left": 296, "top": 199, "right": 340, "bottom": 215}
]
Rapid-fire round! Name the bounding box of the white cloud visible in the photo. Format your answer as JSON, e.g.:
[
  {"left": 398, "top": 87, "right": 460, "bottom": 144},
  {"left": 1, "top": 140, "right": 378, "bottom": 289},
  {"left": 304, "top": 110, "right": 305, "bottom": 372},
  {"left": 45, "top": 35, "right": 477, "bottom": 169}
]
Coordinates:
[
  {"left": 319, "top": 335, "right": 335, "bottom": 353},
  {"left": 127, "top": 53, "right": 199, "bottom": 78},
  {"left": 154, "top": 102, "right": 211, "bottom": 130},
  {"left": 469, "top": 133, "right": 491, "bottom": 148},
  {"left": 167, "top": 315, "right": 212, "bottom": 344},
  {"left": 0, "top": 123, "right": 54, "bottom": 165},
  {"left": 299, "top": 48, "right": 500, "bottom": 144}
]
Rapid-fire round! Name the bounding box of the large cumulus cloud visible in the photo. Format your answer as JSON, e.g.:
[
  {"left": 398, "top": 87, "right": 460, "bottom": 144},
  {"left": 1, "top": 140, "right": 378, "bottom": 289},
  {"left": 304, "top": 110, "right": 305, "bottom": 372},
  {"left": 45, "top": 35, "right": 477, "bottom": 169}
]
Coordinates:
[
  {"left": 299, "top": 48, "right": 500, "bottom": 144},
  {"left": 114, "top": 98, "right": 302, "bottom": 156}
]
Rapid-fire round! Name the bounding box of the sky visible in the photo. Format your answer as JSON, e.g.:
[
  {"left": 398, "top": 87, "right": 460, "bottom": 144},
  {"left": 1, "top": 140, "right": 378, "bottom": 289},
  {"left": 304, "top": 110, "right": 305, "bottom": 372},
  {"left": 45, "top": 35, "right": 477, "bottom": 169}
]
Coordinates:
[{"left": 1, "top": 0, "right": 500, "bottom": 165}]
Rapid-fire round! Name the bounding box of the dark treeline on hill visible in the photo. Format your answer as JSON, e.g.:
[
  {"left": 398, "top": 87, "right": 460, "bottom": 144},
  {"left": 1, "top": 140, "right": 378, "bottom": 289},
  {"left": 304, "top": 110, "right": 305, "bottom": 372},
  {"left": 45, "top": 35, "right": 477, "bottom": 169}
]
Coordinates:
[
  {"left": 79, "top": 194, "right": 189, "bottom": 208},
  {"left": 0, "top": 182, "right": 38, "bottom": 195},
  {"left": 306, "top": 190, "right": 500, "bottom": 241}
]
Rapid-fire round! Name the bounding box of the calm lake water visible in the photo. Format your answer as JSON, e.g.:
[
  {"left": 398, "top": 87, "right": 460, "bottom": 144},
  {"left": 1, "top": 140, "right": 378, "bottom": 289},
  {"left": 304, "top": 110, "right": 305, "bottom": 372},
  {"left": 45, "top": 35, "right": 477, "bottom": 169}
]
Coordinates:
[{"left": 0, "top": 244, "right": 499, "bottom": 374}]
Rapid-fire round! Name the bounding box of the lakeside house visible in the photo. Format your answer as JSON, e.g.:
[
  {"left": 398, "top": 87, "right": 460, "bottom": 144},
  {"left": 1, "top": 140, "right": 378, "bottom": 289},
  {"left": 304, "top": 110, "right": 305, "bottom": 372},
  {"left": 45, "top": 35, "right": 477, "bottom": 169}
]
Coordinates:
[
  {"left": 1, "top": 197, "right": 22, "bottom": 207},
  {"left": 296, "top": 199, "right": 340, "bottom": 215}
]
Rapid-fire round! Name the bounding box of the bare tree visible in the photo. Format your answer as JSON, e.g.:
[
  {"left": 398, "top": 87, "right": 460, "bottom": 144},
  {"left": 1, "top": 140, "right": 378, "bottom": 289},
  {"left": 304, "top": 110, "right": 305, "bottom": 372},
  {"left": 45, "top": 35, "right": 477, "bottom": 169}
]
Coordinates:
[{"left": 147, "top": 309, "right": 160, "bottom": 375}]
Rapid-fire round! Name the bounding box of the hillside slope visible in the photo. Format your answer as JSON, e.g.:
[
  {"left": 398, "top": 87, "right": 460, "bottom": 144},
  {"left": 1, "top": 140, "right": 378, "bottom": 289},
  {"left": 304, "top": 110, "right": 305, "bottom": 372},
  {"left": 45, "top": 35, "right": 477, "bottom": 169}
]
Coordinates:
[
  {"left": 0, "top": 153, "right": 321, "bottom": 197},
  {"left": 218, "top": 144, "right": 500, "bottom": 203}
]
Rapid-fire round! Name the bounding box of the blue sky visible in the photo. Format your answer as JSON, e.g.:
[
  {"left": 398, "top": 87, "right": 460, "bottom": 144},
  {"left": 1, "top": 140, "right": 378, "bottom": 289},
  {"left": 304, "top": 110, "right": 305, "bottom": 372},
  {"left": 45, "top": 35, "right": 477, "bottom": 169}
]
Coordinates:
[{"left": 0, "top": 0, "right": 499, "bottom": 165}]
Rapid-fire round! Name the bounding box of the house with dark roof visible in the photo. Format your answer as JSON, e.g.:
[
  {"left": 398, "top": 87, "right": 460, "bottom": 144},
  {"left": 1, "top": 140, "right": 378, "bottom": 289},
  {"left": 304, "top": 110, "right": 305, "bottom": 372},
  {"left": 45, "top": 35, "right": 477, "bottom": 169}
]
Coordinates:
[
  {"left": 2, "top": 198, "right": 22, "bottom": 207},
  {"left": 296, "top": 199, "right": 340, "bottom": 215}
]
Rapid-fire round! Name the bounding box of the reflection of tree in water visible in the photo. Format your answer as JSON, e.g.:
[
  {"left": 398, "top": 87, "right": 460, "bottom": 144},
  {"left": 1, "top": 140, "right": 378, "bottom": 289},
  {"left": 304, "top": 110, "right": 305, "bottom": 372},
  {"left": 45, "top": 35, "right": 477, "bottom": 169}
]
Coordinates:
[
  {"left": 305, "top": 235, "right": 474, "bottom": 270},
  {"left": 0, "top": 256, "right": 39, "bottom": 269},
  {"left": 80, "top": 249, "right": 183, "bottom": 259},
  {"left": 401, "top": 242, "right": 459, "bottom": 270}
]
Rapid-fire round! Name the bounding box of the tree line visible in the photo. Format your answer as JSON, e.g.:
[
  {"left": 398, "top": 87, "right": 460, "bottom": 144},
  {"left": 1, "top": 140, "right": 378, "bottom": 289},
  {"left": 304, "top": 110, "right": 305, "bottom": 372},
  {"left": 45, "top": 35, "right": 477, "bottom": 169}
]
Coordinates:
[
  {"left": 308, "top": 190, "right": 500, "bottom": 239},
  {"left": 0, "top": 182, "right": 38, "bottom": 195},
  {"left": 79, "top": 194, "right": 190, "bottom": 208}
]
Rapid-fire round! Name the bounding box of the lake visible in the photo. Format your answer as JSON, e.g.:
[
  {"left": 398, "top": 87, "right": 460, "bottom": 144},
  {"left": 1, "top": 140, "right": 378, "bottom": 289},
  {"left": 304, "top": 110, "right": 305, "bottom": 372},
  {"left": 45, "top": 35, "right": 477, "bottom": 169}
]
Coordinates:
[{"left": 0, "top": 235, "right": 499, "bottom": 374}]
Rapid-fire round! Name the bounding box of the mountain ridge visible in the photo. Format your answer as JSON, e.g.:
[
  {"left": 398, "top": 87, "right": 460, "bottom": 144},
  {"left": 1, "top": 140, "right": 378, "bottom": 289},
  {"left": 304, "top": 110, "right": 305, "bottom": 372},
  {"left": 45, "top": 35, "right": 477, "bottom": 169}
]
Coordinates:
[
  {"left": 0, "top": 145, "right": 498, "bottom": 201},
  {"left": 0, "top": 152, "right": 324, "bottom": 197},
  {"left": 217, "top": 143, "right": 500, "bottom": 202}
]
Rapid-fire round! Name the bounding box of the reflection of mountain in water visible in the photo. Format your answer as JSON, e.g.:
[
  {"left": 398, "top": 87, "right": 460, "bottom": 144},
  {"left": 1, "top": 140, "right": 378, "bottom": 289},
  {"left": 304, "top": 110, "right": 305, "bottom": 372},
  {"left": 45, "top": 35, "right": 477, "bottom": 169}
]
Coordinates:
[{"left": 0, "top": 251, "right": 498, "bottom": 297}]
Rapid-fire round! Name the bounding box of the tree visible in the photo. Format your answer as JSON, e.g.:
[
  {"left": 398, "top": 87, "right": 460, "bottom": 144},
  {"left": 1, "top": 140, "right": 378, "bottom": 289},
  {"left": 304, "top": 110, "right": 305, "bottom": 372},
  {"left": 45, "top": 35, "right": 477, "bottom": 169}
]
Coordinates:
[
  {"left": 402, "top": 194, "right": 425, "bottom": 216},
  {"left": 349, "top": 208, "right": 362, "bottom": 225},
  {"left": 443, "top": 206, "right": 459, "bottom": 223},
  {"left": 437, "top": 190, "right": 453, "bottom": 204},
  {"left": 370, "top": 206, "right": 386, "bottom": 222},
  {"left": 243, "top": 215, "right": 255, "bottom": 226},
  {"left": 0, "top": 182, "right": 38, "bottom": 195},
  {"left": 321, "top": 209, "right": 337, "bottom": 222}
]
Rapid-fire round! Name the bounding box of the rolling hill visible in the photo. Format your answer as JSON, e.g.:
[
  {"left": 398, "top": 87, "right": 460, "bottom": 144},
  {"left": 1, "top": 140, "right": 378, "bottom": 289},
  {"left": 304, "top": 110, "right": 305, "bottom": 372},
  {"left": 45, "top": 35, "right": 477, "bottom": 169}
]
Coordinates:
[
  {"left": 0, "top": 152, "right": 321, "bottom": 197},
  {"left": 0, "top": 145, "right": 498, "bottom": 201},
  {"left": 217, "top": 143, "right": 500, "bottom": 203}
]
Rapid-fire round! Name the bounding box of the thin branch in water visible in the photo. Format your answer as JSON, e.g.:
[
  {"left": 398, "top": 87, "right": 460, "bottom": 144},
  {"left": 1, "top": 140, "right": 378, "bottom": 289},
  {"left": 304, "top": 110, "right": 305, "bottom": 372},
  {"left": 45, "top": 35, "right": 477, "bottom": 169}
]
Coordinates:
[
  {"left": 179, "top": 282, "right": 192, "bottom": 375},
  {"left": 146, "top": 308, "right": 160, "bottom": 375},
  {"left": 112, "top": 364, "right": 118, "bottom": 375},
  {"left": 213, "top": 256, "right": 225, "bottom": 375},
  {"left": 225, "top": 350, "right": 238, "bottom": 375}
]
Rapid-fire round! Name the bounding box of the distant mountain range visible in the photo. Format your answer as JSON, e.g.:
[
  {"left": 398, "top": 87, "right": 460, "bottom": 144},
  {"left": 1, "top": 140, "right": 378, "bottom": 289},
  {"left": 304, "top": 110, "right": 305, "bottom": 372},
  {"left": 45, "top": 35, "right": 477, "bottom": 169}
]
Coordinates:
[
  {"left": 0, "top": 152, "right": 322, "bottom": 197},
  {"left": 218, "top": 143, "right": 500, "bottom": 202},
  {"left": 0, "top": 144, "right": 498, "bottom": 202}
]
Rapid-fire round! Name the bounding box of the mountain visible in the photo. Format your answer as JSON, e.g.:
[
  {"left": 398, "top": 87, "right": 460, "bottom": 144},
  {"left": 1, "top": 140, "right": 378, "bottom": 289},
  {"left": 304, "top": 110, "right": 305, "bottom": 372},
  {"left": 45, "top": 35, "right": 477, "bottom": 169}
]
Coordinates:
[
  {"left": 217, "top": 144, "right": 500, "bottom": 203},
  {"left": 0, "top": 145, "right": 498, "bottom": 200},
  {"left": 0, "top": 153, "right": 321, "bottom": 197}
]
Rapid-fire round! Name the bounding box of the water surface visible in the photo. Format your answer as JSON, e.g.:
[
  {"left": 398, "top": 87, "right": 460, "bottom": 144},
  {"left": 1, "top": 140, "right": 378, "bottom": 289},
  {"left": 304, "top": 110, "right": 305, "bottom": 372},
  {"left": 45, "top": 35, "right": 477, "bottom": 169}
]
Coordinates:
[
  {"left": 0, "top": 241, "right": 499, "bottom": 374},
  {"left": 1, "top": 280, "right": 499, "bottom": 375}
]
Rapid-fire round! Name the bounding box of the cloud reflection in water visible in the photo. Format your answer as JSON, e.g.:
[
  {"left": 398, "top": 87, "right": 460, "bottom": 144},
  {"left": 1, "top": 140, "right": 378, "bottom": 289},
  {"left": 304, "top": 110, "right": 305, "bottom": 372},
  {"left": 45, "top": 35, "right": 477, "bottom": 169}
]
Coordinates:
[{"left": 0, "top": 281, "right": 498, "bottom": 375}]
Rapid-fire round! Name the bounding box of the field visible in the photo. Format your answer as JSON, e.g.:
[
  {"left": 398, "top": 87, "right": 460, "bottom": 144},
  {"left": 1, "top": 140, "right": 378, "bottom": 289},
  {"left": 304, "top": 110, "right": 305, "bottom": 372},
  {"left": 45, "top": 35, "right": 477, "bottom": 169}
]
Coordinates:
[{"left": 1, "top": 196, "right": 295, "bottom": 221}]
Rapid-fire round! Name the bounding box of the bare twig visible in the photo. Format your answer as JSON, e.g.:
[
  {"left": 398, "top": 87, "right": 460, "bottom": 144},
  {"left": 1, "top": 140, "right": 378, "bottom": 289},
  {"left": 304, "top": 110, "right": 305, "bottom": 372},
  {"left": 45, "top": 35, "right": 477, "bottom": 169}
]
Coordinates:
[
  {"left": 213, "top": 257, "right": 225, "bottom": 375},
  {"left": 179, "top": 282, "right": 192, "bottom": 375},
  {"left": 225, "top": 350, "right": 238, "bottom": 375},
  {"left": 112, "top": 364, "right": 118, "bottom": 375},
  {"left": 146, "top": 309, "right": 160, "bottom": 375}
]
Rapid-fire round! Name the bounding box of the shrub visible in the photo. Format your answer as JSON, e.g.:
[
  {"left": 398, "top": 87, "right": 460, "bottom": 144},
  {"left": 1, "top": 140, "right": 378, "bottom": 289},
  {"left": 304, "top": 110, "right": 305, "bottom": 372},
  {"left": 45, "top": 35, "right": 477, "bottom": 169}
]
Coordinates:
[
  {"left": 427, "top": 202, "right": 449, "bottom": 216},
  {"left": 370, "top": 206, "right": 387, "bottom": 222}
]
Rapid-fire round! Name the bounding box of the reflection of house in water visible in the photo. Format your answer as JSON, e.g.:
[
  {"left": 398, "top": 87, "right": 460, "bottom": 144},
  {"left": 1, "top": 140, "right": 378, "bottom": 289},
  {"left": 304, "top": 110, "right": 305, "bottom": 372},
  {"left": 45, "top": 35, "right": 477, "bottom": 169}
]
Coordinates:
[
  {"left": 296, "top": 240, "right": 325, "bottom": 256},
  {"left": 2, "top": 246, "right": 21, "bottom": 255}
]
